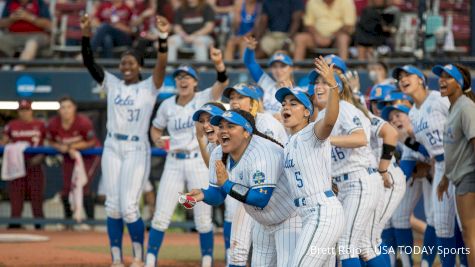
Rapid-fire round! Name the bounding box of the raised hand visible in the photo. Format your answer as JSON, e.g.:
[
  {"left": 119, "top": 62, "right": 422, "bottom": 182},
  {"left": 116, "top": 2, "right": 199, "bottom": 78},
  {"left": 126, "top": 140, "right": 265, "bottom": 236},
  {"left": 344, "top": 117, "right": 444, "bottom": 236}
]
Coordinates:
[
  {"left": 80, "top": 14, "right": 92, "bottom": 36},
  {"left": 156, "top": 15, "right": 170, "bottom": 35},
  {"left": 210, "top": 46, "right": 223, "bottom": 64},
  {"left": 216, "top": 160, "right": 229, "bottom": 186},
  {"left": 314, "top": 56, "right": 337, "bottom": 88},
  {"left": 243, "top": 35, "right": 258, "bottom": 50}
]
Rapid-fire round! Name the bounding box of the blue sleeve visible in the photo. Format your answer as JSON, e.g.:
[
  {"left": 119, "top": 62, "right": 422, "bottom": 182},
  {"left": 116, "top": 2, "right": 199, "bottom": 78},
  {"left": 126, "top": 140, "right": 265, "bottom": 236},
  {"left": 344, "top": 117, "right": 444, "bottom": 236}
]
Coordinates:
[
  {"left": 243, "top": 48, "right": 264, "bottom": 82},
  {"left": 202, "top": 186, "right": 226, "bottom": 206},
  {"left": 399, "top": 160, "right": 416, "bottom": 182},
  {"left": 418, "top": 145, "right": 430, "bottom": 158},
  {"left": 222, "top": 180, "right": 274, "bottom": 209}
]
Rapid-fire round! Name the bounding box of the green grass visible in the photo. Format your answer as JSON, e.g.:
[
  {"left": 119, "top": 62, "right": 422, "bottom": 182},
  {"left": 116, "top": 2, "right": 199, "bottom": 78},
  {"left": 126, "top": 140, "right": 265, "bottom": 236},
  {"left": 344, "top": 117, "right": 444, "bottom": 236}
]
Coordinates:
[{"left": 64, "top": 244, "right": 226, "bottom": 262}]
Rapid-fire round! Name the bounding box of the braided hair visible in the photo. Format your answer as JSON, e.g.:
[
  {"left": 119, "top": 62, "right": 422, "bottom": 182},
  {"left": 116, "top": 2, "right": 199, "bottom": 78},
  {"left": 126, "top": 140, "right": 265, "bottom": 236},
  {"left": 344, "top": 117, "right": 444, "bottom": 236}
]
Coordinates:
[
  {"left": 453, "top": 63, "right": 475, "bottom": 103},
  {"left": 221, "top": 109, "right": 283, "bottom": 165}
]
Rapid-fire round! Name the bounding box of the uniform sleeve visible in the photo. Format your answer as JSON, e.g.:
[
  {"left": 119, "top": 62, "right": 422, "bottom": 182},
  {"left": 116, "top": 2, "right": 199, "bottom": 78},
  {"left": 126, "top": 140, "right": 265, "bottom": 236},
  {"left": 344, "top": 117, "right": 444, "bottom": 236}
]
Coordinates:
[
  {"left": 342, "top": 0, "right": 356, "bottom": 26},
  {"left": 140, "top": 75, "right": 161, "bottom": 93},
  {"left": 461, "top": 103, "right": 475, "bottom": 141},
  {"left": 340, "top": 106, "right": 364, "bottom": 135},
  {"left": 300, "top": 121, "right": 326, "bottom": 145},
  {"left": 248, "top": 149, "right": 283, "bottom": 189},
  {"left": 152, "top": 100, "right": 169, "bottom": 129},
  {"left": 102, "top": 71, "right": 121, "bottom": 93},
  {"left": 257, "top": 73, "right": 276, "bottom": 92},
  {"left": 79, "top": 116, "right": 96, "bottom": 141},
  {"left": 196, "top": 87, "right": 214, "bottom": 105},
  {"left": 371, "top": 116, "right": 386, "bottom": 137}
]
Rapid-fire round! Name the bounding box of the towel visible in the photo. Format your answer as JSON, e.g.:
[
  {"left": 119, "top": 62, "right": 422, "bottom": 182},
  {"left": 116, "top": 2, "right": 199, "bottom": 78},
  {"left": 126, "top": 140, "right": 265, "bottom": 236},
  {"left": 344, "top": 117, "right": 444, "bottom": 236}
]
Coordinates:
[
  {"left": 1, "top": 142, "right": 29, "bottom": 181},
  {"left": 69, "top": 150, "right": 88, "bottom": 223}
]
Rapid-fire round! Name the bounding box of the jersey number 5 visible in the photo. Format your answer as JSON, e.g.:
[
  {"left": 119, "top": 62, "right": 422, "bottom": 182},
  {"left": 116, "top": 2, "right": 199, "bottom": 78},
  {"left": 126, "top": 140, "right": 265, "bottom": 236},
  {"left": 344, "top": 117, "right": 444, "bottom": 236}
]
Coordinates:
[
  {"left": 127, "top": 109, "right": 140, "bottom": 122},
  {"left": 295, "top": 171, "right": 303, "bottom": 188}
]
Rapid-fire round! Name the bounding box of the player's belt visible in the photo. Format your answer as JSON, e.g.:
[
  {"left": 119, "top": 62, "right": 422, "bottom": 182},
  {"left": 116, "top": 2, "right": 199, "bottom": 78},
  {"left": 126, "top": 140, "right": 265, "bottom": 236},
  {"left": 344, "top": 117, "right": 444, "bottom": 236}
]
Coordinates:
[
  {"left": 108, "top": 132, "right": 140, "bottom": 141},
  {"left": 434, "top": 154, "right": 444, "bottom": 162},
  {"left": 367, "top": 168, "right": 378, "bottom": 174},
  {"left": 333, "top": 168, "right": 378, "bottom": 182},
  {"left": 170, "top": 151, "right": 199, "bottom": 159},
  {"left": 293, "top": 190, "right": 334, "bottom": 207}
]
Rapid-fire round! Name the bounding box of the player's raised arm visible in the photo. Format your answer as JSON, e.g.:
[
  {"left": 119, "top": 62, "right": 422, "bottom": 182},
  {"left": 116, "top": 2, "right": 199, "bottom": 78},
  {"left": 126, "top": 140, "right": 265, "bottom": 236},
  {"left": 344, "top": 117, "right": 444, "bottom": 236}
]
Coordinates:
[
  {"left": 153, "top": 16, "right": 170, "bottom": 90},
  {"left": 210, "top": 46, "right": 229, "bottom": 100},
  {"left": 313, "top": 56, "right": 340, "bottom": 140},
  {"left": 80, "top": 14, "right": 105, "bottom": 84}
]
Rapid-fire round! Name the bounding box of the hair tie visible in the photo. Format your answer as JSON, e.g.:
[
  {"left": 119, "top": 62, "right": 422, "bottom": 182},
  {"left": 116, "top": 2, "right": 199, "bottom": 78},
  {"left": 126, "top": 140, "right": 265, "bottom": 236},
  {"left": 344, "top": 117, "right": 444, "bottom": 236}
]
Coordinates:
[{"left": 464, "top": 87, "right": 472, "bottom": 93}]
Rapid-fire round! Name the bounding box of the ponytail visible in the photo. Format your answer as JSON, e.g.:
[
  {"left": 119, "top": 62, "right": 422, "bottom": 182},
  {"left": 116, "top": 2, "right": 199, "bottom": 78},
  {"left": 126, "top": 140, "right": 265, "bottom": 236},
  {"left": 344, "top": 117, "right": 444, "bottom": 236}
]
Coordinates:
[
  {"left": 338, "top": 73, "right": 371, "bottom": 119},
  {"left": 453, "top": 63, "right": 475, "bottom": 103}
]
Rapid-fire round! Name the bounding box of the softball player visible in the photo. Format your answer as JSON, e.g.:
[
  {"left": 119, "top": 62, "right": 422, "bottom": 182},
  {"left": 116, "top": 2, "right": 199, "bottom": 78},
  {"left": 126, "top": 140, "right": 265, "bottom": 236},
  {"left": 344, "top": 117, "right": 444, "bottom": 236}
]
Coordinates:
[
  {"left": 187, "top": 109, "right": 301, "bottom": 267},
  {"left": 381, "top": 104, "right": 436, "bottom": 267},
  {"left": 243, "top": 36, "right": 295, "bottom": 116},
  {"left": 368, "top": 84, "right": 396, "bottom": 117},
  {"left": 309, "top": 67, "right": 384, "bottom": 267},
  {"left": 276, "top": 57, "right": 345, "bottom": 266},
  {"left": 393, "top": 65, "right": 457, "bottom": 267},
  {"left": 80, "top": 14, "right": 169, "bottom": 267},
  {"left": 146, "top": 49, "right": 229, "bottom": 267}
]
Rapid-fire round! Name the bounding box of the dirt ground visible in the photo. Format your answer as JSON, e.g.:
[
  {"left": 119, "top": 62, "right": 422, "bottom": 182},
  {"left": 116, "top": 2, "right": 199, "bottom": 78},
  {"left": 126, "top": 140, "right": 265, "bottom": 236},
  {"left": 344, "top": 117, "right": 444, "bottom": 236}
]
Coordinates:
[{"left": 0, "top": 230, "right": 226, "bottom": 267}]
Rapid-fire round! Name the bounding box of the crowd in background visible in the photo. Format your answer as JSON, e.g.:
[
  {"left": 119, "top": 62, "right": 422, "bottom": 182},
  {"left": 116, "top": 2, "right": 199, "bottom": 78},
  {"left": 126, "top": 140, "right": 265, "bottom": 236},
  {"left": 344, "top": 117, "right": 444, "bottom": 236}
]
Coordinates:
[{"left": 0, "top": 0, "right": 407, "bottom": 68}]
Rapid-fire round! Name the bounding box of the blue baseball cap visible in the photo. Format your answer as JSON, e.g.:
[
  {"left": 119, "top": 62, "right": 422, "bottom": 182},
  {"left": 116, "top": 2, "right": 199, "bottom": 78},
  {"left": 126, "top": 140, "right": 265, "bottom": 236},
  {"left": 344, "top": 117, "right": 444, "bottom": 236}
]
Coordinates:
[
  {"left": 210, "top": 110, "right": 253, "bottom": 133},
  {"left": 324, "top": 54, "right": 348, "bottom": 74},
  {"left": 432, "top": 64, "right": 464, "bottom": 88},
  {"left": 248, "top": 83, "right": 264, "bottom": 100},
  {"left": 381, "top": 104, "right": 410, "bottom": 121},
  {"left": 192, "top": 104, "right": 225, "bottom": 122},
  {"left": 275, "top": 87, "right": 313, "bottom": 115},
  {"left": 376, "top": 91, "right": 412, "bottom": 110},
  {"left": 173, "top": 65, "right": 198, "bottom": 80},
  {"left": 369, "top": 84, "right": 396, "bottom": 101},
  {"left": 268, "top": 53, "right": 293, "bottom": 66},
  {"left": 307, "top": 70, "right": 343, "bottom": 96},
  {"left": 223, "top": 83, "right": 260, "bottom": 100},
  {"left": 392, "top": 65, "right": 426, "bottom": 84}
]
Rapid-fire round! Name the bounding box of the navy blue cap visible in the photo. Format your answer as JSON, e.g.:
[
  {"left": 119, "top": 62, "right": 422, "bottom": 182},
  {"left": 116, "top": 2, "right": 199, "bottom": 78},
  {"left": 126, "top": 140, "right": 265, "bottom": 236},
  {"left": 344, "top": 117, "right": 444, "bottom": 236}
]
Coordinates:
[
  {"left": 268, "top": 53, "right": 293, "bottom": 66},
  {"left": 432, "top": 64, "right": 464, "bottom": 88},
  {"left": 173, "top": 65, "right": 198, "bottom": 80},
  {"left": 307, "top": 70, "right": 343, "bottom": 96},
  {"left": 192, "top": 104, "right": 225, "bottom": 122},
  {"left": 324, "top": 54, "right": 348, "bottom": 73},
  {"left": 369, "top": 84, "right": 396, "bottom": 101},
  {"left": 223, "top": 83, "right": 261, "bottom": 100},
  {"left": 381, "top": 104, "right": 411, "bottom": 121},
  {"left": 392, "top": 65, "right": 426, "bottom": 84},
  {"left": 210, "top": 110, "right": 253, "bottom": 133},
  {"left": 275, "top": 87, "right": 313, "bottom": 115}
]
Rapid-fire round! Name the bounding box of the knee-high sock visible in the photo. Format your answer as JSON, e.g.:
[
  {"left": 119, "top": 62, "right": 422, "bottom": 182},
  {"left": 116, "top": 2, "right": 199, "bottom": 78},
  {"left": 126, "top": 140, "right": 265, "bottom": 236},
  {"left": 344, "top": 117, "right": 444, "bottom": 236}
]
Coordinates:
[
  {"left": 394, "top": 228, "right": 414, "bottom": 267},
  {"left": 382, "top": 228, "right": 397, "bottom": 266},
  {"left": 127, "top": 218, "right": 145, "bottom": 261},
  {"left": 199, "top": 230, "right": 214, "bottom": 257},
  {"left": 146, "top": 228, "right": 165, "bottom": 266},
  {"left": 437, "top": 236, "right": 456, "bottom": 267},
  {"left": 107, "top": 217, "right": 124, "bottom": 263},
  {"left": 342, "top": 258, "right": 362, "bottom": 267},
  {"left": 421, "top": 225, "right": 437, "bottom": 266},
  {"left": 223, "top": 221, "right": 232, "bottom": 250},
  {"left": 366, "top": 254, "right": 388, "bottom": 267}
]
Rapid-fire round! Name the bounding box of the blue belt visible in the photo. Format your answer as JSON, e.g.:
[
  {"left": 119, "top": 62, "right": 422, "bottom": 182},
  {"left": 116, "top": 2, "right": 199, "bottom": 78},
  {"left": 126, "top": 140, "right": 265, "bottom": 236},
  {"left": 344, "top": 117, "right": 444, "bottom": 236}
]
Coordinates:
[
  {"left": 434, "top": 154, "right": 444, "bottom": 162},
  {"left": 294, "top": 190, "right": 334, "bottom": 207},
  {"left": 367, "top": 168, "right": 378, "bottom": 174},
  {"left": 108, "top": 132, "right": 140, "bottom": 141},
  {"left": 333, "top": 168, "right": 377, "bottom": 182},
  {"left": 170, "top": 152, "right": 199, "bottom": 159}
]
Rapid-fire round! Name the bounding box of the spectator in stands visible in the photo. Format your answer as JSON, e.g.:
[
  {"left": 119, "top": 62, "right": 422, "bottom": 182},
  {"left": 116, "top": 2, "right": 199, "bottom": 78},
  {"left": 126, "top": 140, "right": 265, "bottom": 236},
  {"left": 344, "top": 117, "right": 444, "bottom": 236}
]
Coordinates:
[
  {"left": 367, "top": 60, "right": 394, "bottom": 85},
  {"left": 46, "top": 96, "right": 100, "bottom": 225},
  {"left": 91, "top": 0, "right": 133, "bottom": 58},
  {"left": 208, "top": 0, "right": 234, "bottom": 15},
  {"left": 224, "top": 0, "right": 260, "bottom": 60},
  {"left": 252, "top": 0, "right": 304, "bottom": 58},
  {"left": 168, "top": 0, "right": 215, "bottom": 62},
  {"left": 1, "top": 100, "right": 46, "bottom": 229},
  {"left": 355, "top": 0, "right": 396, "bottom": 60},
  {"left": 131, "top": 0, "right": 174, "bottom": 57},
  {"left": 0, "top": 0, "right": 52, "bottom": 71},
  {"left": 293, "top": 0, "right": 356, "bottom": 61}
]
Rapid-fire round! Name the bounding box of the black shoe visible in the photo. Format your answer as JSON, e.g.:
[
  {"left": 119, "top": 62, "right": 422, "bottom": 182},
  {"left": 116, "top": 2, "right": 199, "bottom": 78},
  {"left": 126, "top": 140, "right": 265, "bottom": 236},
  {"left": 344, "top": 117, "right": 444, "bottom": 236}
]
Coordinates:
[{"left": 8, "top": 223, "right": 22, "bottom": 229}]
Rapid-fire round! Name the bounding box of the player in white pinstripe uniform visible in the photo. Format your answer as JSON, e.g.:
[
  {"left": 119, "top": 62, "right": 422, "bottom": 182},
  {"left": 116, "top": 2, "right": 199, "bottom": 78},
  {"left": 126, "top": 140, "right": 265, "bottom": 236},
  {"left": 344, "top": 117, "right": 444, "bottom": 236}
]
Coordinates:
[
  {"left": 80, "top": 15, "right": 168, "bottom": 267},
  {"left": 186, "top": 109, "right": 301, "bottom": 267},
  {"left": 145, "top": 47, "right": 229, "bottom": 267},
  {"left": 381, "top": 104, "right": 436, "bottom": 267},
  {"left": 275, "top": 57, "right": 345, "bottom": 267},
  {"left": 393, "top": 65, "right": 457, "bottom": 267},
  {"left": 367, "top": 112, "right": 406, "bottom": 266},
  {"left": 309, "top": 67, "right": 384, "bottom": 267}
]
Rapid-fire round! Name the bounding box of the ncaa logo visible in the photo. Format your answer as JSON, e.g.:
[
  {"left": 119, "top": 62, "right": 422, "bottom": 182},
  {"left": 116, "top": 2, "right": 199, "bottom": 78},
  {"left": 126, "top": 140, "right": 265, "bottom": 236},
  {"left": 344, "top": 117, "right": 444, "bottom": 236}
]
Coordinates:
[
  {"left": 223, "top": 111, "right": 233, "bottom": 118},
  {"left": 202, "top": 105, "right": 212, "bottom": 111}
]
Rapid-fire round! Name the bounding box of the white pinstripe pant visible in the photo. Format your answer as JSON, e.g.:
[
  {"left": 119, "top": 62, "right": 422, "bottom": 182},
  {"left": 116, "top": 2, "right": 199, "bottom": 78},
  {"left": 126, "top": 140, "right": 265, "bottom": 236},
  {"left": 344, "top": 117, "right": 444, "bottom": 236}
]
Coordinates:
[
  {"left": 102, "top": 138, "right": 150, "bottom": 223},
  {"left": 432, "top": 161, "right": 456, "bottom": 238},
  {"left": 289, "top": 196, "right": 345, "bottom": 267},
  {"left": 229, "top": 202, "right": 254, "bottom": 266},
  {"left": 251, "top": 213, "right": 302, "bottom": 267},
  {"left": 335, "top": 169, "right": 382, "bottom": 261}
]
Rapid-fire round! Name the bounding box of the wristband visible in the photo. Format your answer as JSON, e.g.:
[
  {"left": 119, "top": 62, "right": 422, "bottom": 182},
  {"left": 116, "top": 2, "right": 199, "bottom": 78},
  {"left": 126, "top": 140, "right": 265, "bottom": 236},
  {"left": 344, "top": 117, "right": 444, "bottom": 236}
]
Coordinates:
[
  {"left": 381, "top": 144, "right": 396, "bottom": 160},
  {"left": 404, "top": 137, "right": 420, "bottom": 151},
  {"left": 378, "top": 169, "right": 388, "bottom": 174},
  {"left": 158, "top": 32, "right": 168, "bottom": 39},
  {"left": 217, "top": 69, "right": 228, "bottom": 83},
  {"left": 158, "top": 38, "right": 168, "bottom": 53}
]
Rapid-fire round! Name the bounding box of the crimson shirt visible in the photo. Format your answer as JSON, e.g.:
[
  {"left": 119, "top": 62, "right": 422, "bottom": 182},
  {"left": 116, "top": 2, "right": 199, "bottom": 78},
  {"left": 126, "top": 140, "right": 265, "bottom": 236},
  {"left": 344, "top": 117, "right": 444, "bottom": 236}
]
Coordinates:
[
  {"left": 4, "top": 119, "right": 46, "bottom": 146},
  {"left": 1, "top": 0, "right": 51, "bottom": 33}
]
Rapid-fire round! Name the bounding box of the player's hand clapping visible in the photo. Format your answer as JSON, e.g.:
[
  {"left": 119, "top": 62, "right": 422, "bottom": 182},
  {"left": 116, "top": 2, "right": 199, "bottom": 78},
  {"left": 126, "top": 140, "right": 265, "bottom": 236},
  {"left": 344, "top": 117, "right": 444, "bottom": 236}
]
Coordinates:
[
  {"left": 80, "top": 14, "right": 92, "bottom": 37},
  {"left": 243, "top": 36, "right": 258, "bottom": 50},
  {"left": 216, "top": 160, "right": 229, "bottom": 186},
  {"left": 314, "top": 56, "right": 337, "bottom": 89}
]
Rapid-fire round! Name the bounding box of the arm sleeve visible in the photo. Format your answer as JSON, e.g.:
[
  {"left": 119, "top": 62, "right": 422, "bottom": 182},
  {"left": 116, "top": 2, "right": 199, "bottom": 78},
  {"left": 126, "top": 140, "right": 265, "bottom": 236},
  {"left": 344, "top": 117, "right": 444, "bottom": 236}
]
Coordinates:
[
  {"left": 243, "top": 48, "right": 264, "bottom": 82},
  {"left": 202, "top": 185, "right": 226, "bottom": 206},
  {"left": 81, "top": 37, "right": 105, "bottom": 84},
  {"left": 152, "top": 100, "right": 169, "bottom": 129},
  {"left": 399, "top": 160, "right": 416, "bottom": 182},
  {"left": 221, "top": 180, "right": 274, "bottom": 208},
  {"left": 461, "top": 104, "right": 475, "bottom": 141}
]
